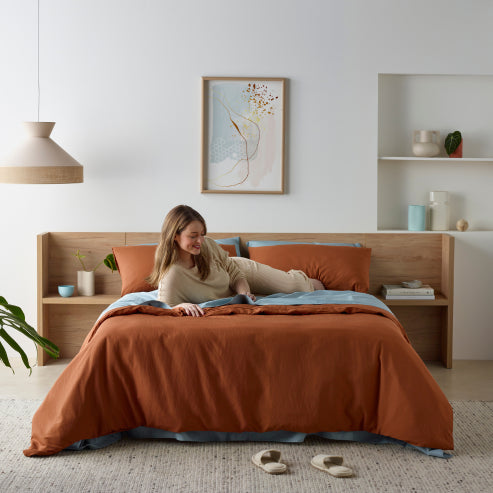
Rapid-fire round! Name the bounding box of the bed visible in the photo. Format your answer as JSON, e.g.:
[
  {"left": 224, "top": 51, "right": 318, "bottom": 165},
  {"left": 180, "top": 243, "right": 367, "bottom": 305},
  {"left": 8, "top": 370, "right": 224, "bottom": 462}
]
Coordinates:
[{"left": 25, "top": 233, "right": 454, "bottom": 457}]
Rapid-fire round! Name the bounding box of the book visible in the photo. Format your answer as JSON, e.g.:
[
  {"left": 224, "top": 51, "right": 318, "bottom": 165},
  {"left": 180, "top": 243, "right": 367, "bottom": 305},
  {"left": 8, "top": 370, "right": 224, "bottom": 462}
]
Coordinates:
[
  {"left": 384, "top": 294, "right": 435, "bottom": 300},
  {"left": 381, "top": 284, "right": 434, "bottom": 296}
]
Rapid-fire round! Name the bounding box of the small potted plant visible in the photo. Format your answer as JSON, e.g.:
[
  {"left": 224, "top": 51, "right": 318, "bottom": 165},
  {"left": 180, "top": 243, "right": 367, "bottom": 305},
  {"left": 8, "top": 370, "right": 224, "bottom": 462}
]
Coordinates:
[
  {"left": 444, "top": 130, "right": 462, "bottom": 158},
  {"left": 0, "top": 296, "right": 59, "bottom": 373},
  {"left": 74, "top": 250, "right": 117, "bottom": 296}
]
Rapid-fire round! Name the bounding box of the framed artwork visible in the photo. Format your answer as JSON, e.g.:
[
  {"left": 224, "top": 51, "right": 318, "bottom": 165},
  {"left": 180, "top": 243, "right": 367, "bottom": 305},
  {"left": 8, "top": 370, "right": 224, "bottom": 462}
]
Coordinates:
[{"left": 201, "top": 77, "right": 286, "bottom": 194}]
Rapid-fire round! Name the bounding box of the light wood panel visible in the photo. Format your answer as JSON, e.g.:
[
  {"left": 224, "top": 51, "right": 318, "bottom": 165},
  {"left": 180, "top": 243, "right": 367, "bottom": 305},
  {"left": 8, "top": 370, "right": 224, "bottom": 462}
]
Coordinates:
[
  {"left": 48, "top": 305, "right": 105, "bottom": 358},
  {"left": 37, "top": 232, "right": 454, "bottom": 367},
  {"left": 391, "top": 306, "right": 442, "bottom": 361}
]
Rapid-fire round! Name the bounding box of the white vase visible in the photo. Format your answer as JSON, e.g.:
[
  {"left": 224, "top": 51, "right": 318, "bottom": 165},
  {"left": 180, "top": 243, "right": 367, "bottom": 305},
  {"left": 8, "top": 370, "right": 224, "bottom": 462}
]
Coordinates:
[
  {"left": 412, "top": 130, "right": 440, "bottom": 157},
  {"left": 77, "top": 270, "right": 95, "bottom": 296},
  {"left": 429, "top": 191, "right": 450, "bottom": 231}
]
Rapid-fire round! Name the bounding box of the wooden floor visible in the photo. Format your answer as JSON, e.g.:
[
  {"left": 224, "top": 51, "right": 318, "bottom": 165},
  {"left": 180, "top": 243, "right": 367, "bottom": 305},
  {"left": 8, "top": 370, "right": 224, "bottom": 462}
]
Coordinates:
[{"left": 0, "top": 359, "right": 492, "bottom": 401}]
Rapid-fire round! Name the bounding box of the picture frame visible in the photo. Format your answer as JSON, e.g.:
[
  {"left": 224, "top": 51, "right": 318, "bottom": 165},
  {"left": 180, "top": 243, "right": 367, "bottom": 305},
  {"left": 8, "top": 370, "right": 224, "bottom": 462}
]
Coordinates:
[{"left": 201, "top": 77, "right": 286, "bottom": 194}]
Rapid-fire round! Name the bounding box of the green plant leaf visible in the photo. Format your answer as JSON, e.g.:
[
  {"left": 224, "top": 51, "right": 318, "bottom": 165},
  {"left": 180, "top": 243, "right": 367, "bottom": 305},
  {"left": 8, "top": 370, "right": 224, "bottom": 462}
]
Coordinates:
[
  {"left": 0, "top": 328, "right": 32, "bottom": 374},
  {"left": 104, "top": 253, "right": 117, "bottom": 272},
  {"left": 444, "top": 131, "right": 462, "bottom": 155},
  {"left": 4, "top": 303, "right": 25, "bottom": 321},
  {"left": 0, "top": 296, "right": 60, "bottom": 371},
  {"left": 3, "top": 318, "right": 55, "bottom": 355},
  {"left": 0, "top": 341, "right": 14, "bottom": 373},
  {"left": 74, "top": 249, "right": 87, "bottom": 271}
]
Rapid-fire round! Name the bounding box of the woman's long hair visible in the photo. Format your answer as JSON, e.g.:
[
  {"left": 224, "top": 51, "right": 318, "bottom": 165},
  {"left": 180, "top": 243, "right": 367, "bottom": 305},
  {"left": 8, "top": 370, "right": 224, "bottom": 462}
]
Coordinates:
[{"left": 147, "top": 205, "right": 210, "bottom": 286}]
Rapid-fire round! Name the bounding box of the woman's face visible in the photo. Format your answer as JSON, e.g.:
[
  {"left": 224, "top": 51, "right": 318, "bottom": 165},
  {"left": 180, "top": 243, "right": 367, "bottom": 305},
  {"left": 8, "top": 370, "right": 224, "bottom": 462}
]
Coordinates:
[{"left": 174, "top": 220, "right": 206, "bottom": 257}]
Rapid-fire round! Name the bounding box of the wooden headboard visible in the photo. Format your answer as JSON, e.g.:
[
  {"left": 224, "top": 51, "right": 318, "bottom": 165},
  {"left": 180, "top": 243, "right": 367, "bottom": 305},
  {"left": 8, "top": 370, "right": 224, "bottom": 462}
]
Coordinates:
[{"left": 37, "top": 232, "right": 454, "bottom": 367}]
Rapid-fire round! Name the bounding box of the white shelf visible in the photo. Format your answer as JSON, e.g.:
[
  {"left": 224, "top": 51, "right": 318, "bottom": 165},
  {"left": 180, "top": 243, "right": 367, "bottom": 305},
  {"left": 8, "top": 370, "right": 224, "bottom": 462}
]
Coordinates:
[
  {"left": 377, "top": 229, "right": 493, "bottom": 233},
  {"left": 379, "top": 157, "right": 493, "bottom": 162}
]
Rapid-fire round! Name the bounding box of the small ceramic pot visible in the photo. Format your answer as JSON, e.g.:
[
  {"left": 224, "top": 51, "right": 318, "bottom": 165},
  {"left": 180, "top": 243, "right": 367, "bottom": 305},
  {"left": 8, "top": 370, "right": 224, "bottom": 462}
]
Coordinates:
[
  {"left": 58, "top": 285, "right": 74, "bottom": 297},
  {"left": 412, "top": 130, "right": 440, "bottom": 157},
  {"left": 77, "top": 270, "right": 95, "bottom": 296}
]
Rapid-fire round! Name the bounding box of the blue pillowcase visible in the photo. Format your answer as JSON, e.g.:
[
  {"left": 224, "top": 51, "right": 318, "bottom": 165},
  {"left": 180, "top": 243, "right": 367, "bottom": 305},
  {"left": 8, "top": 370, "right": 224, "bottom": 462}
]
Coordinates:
[
  {"left": 214, "top": 236, "right": 242, "bottom": 256},
  {"left": 246, "top": 240, "right": 361, "bottom": 248},
  {"left": 137, "top": 238, "right": 357, "bottom": 258}
]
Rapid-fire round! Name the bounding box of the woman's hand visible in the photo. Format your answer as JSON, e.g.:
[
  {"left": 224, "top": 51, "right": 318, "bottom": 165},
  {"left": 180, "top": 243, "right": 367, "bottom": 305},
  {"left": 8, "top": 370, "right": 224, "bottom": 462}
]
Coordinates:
[{"left": 174, "top": 303, "right": 205, "bottom": 317}]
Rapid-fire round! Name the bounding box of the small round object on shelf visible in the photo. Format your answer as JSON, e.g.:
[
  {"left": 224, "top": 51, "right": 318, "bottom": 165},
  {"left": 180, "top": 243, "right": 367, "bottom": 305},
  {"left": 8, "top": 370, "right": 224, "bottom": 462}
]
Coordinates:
[{"left": 456, "top": 219, "right": 469, "bottom": 232}]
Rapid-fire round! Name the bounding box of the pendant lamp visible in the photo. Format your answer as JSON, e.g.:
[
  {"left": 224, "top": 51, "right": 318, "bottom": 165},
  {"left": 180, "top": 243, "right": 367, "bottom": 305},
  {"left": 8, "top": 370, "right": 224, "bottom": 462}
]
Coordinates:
[{"left": 0, "top": 1, "right": 83, "bottom": 184}]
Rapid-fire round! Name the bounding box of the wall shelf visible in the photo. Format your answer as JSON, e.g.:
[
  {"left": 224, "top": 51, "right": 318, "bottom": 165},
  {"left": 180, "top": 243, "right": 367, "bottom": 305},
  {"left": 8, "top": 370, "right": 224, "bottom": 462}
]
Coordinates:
[
  {"left": 379, "top": 156, "right": 493, "bottom": 162},
  {"left": 43, "top": 294, "right": 120, "bottom": 305},
  {"left": 378, "top": 74, "right": 493, "bottom": 231},
  {"left": 377, "top": 293, "right": 449, "bottom": 306}
]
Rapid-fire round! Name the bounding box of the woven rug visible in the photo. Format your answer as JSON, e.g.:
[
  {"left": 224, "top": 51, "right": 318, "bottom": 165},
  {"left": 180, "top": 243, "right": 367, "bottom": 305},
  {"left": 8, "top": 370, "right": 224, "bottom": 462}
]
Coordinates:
[{"left": 1, "top": 400, "right": 492, "bottom": 493}]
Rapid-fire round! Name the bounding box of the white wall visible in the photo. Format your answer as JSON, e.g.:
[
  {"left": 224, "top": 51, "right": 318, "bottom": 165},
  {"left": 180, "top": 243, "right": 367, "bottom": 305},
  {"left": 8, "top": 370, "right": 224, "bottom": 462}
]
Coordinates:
[{"left": 1, "top": 0, "right": 492, "bottom": 360}]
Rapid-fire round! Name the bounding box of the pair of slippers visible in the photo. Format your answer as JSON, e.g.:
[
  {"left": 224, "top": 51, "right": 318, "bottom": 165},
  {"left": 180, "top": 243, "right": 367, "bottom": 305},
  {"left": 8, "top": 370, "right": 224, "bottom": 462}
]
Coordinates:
[{"left": 252, "top": 449, "right": 353, "bottom": 477}]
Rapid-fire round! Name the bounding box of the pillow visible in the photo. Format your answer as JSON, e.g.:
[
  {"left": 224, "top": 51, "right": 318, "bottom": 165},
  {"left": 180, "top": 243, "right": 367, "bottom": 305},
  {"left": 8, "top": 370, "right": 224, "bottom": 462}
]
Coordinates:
[
  {"left": 214, "top": 236, "right": 241, "bottom": 256},
  {"left": 113, "top": 239, "right": 239, "bottom": 296},
  {"left": 248, "top": 244, "right": 371, "bottom": 292},
  {"left": 246, "top": 240, "right": 361, "bottom": 248},
  {"left": 113, "top": 245, "right": 157, "bottom": 296},
  {"left": 216, "top": 242, "right": 237, "bottom": 257}
]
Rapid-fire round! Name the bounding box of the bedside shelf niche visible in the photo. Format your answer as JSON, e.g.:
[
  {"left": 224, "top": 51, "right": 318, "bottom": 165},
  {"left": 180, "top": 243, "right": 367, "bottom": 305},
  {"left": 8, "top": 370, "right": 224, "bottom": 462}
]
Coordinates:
[
  {"left": 37, "top": 232, "right": 126, "bottom": 365},
  {"left": 378, "top": 74, "right": 493, "bottom": 231}
]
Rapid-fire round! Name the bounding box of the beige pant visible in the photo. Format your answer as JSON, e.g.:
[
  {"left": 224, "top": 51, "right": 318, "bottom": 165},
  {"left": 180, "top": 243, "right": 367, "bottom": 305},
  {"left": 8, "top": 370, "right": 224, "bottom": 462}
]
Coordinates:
[{"left": 231, "top": 257, "right": 314, "bottom": 295}]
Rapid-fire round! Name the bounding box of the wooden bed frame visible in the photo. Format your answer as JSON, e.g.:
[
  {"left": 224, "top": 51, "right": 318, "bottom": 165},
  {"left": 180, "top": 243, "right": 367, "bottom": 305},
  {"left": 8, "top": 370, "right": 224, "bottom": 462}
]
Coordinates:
[{"left": 37, "top": 232, "right": 454, "bottom": 367}]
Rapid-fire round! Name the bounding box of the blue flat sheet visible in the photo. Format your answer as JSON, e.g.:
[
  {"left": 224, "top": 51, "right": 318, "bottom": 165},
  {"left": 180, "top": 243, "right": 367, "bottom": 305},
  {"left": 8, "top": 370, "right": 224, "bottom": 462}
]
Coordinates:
[{"left": 100, "top": 289, "right": 392, "bottom": 318}]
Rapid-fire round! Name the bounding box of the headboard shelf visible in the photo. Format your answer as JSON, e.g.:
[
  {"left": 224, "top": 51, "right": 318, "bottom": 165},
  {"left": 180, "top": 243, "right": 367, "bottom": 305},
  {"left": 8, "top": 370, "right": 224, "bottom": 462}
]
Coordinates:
[{"left": 37, "top": 232, "right": 454, "bottom": 367}]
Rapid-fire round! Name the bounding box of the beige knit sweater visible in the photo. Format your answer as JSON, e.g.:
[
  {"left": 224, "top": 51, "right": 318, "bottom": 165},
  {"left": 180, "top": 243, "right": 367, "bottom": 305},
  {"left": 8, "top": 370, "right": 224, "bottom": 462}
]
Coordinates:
[{"left": 157, "top": 237, "right": 245, "bottom": 307}]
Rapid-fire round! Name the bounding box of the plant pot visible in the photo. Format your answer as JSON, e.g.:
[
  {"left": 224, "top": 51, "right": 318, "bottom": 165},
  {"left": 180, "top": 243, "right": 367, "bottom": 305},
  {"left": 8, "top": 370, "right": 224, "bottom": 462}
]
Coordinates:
[
  {"left": 449, "top": 140, "right": 463, "bottom": 158},
  {"left": 77, "top": 270, "right": 95, "bottom": 296}
]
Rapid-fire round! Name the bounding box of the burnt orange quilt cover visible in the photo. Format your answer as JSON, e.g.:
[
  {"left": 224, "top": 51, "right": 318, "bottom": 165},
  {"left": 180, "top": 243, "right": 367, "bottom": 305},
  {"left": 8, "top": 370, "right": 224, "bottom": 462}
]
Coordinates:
[{"left": 24, "top": 303, "right": 453, "bottom": 456}]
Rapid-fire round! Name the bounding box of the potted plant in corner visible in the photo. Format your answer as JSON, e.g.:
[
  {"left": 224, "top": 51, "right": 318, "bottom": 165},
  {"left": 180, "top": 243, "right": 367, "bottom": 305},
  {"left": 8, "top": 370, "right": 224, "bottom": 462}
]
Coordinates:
[
  {"left": 74, "top": 250, "right": 117, "bottom": 296},
  {"left": 0, "top": 296, "right": 59, "bottom": 374},
  {"left": 445, "top": 130, "right": 462, "bottom": 158}
]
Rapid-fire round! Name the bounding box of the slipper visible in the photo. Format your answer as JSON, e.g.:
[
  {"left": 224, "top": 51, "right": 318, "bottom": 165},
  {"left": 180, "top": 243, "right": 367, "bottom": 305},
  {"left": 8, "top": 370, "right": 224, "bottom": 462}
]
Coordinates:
[
  {"left": 310, "top": 454, "right": 353, "bottom": 477},
  {"left": 251, "top": 449, "right": 287, "bottom": 474}
]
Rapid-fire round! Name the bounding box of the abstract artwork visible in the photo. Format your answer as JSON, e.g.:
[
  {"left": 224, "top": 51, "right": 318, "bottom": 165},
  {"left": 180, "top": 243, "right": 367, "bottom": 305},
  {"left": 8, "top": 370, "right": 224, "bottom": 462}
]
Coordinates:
[{"left": 201, "top": 77, "right": 285, "bottom": 194}]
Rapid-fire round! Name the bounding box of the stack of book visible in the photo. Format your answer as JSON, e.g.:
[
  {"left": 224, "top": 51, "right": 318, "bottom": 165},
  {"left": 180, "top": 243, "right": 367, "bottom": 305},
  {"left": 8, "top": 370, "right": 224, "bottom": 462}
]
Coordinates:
[{"left": 381, "top": 284, "right": 435, "bottom": 300}]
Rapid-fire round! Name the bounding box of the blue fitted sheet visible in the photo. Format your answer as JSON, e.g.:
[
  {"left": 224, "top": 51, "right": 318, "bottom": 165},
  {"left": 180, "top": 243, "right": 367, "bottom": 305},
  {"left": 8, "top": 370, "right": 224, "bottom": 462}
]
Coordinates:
[{"left": 67, "top": 428, "right": 449, "bottom": 458}]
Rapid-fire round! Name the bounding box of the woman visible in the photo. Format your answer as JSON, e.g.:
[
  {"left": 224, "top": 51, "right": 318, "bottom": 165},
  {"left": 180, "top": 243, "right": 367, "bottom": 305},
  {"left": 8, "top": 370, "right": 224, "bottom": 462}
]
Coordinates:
[{"left": 147, "top": 205, "right": 324, "bottom": 316}]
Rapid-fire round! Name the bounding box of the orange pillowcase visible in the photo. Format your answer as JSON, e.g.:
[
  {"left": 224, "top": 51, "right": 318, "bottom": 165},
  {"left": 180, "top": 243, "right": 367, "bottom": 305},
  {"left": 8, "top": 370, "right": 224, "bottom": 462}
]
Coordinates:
[
  {"left": 113, "top": 242, "right": 237, "bottom": 296},
  {"left": 248, "top": 244, "right": 372, "bottom": 292},
  {"left": 217, "top": 243, "right": 237, "bottom": 257},
  {"left": 113, "top": 245, "right": 157, "bottom": 296}
]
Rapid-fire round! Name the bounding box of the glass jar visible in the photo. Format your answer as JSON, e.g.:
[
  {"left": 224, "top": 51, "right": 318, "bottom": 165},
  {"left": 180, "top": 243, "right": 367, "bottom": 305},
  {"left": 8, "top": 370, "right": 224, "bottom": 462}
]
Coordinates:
[{"left": 429, "top": 191, "right": 449, "bottom": 231}]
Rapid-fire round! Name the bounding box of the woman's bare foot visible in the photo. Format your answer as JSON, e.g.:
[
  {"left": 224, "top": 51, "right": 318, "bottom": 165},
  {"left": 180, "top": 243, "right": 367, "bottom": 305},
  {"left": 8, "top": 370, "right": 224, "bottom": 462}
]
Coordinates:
[{"left": 310, "top": 278, "right": 325, "bottom": 290}]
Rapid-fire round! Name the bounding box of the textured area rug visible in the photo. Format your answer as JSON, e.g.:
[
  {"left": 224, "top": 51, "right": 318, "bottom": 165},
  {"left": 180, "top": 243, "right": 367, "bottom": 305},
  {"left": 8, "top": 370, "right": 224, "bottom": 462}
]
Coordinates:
[{"left": 1, "top": 400, "right": 492, "bottom": 493}]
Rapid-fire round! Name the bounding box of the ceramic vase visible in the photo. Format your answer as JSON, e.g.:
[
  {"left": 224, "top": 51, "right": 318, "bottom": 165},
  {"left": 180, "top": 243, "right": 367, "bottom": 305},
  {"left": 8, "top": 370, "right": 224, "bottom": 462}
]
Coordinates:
[
  {"left": 412, "top": 130, "right": 440, "bottom": 157},
  {"left": 77, "top": 270, "right": 95, "bottom": 296},
  {"left": 429, "top": 191, "right": 450, "bottom": 231},
  {"left": 408, "top": 205, "right": 427, "bottom": 231}
]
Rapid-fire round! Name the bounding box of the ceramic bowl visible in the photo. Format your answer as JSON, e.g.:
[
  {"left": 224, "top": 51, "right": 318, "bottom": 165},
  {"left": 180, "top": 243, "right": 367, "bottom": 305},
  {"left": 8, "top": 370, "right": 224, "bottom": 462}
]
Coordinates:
[{"left": 58, "top": 285, "right": 75, "bottom": 297}]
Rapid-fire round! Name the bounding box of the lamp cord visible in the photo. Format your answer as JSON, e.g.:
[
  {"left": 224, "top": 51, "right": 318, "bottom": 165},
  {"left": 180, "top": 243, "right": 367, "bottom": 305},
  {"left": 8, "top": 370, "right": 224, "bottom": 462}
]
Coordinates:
[{"left": 37, "top": 0, "right": 40, "bottom": 122}]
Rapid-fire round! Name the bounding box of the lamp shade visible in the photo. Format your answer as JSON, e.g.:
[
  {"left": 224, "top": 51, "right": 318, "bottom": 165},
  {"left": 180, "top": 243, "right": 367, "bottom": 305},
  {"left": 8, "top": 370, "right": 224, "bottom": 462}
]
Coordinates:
[{"left": 0, "top": 122, "right": 83, "bottom": 184}]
